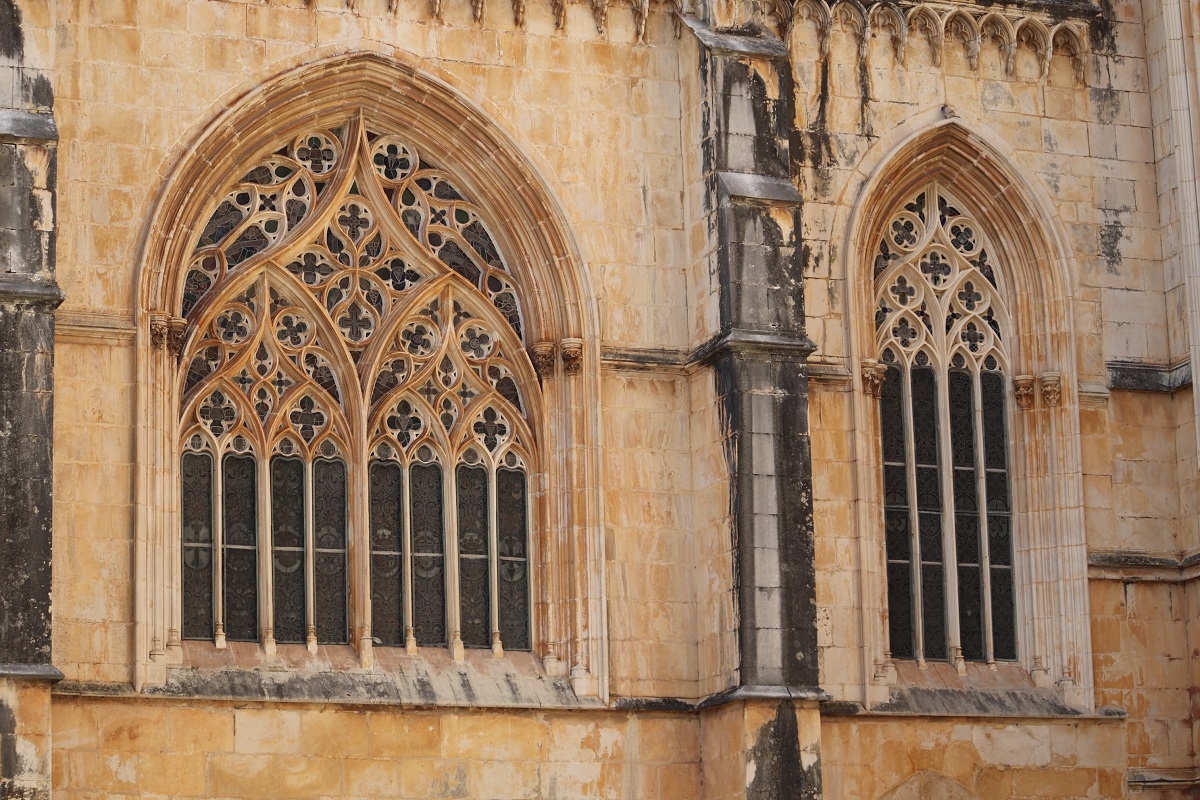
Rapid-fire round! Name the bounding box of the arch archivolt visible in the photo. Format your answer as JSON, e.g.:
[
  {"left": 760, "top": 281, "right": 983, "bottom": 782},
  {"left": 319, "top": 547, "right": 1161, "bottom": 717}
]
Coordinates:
[
  {"left": 834, "top": 115, "right": 1092, "bottom": 711},
  {"left": 134, "top": 53, "right": 605, "bottom": 699}
]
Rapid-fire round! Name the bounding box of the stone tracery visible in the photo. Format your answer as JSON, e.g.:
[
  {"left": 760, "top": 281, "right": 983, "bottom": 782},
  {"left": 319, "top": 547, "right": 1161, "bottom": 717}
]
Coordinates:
[{"left": 177, "top": 116, "right": 537, "bottom": 656}]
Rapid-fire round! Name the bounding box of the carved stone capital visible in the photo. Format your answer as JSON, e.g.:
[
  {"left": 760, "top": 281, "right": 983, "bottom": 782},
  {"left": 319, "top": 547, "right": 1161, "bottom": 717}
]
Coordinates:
[
  {"left": 1013, "top": 375, "right": 1036, "bottom": 410},
  {"left": 861, "top": 359, "right": 888, "bottom": 398},
  {"left": 150, "top": 312, "right": 188, "bottom": 359},
  {"left": 1040, "top": 372, "right": 1062, "bottom": 407},
  {"left": 529, "top": 342, "right": 555, "bottom": 379},
  {"left": 560, "top": 338, "right": 584, "bottom": 376}
]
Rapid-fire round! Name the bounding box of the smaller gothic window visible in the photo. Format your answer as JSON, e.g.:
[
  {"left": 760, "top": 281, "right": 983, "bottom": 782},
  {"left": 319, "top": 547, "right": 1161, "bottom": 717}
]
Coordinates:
[{"left": 874, "top": 185, "right": 1016, "bottom": 665}]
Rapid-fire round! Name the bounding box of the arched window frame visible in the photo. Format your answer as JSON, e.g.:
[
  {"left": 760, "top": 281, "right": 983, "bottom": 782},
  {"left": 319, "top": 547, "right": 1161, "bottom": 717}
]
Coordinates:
[
  {"left": 134, "top": 54, "right": 606, "bottom": 700},
  {"left": 839, "top": 119, "right": 1093, "bottom": 712}
]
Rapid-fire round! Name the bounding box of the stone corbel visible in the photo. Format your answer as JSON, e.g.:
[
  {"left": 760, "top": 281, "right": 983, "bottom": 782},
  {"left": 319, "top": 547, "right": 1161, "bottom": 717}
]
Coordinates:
[
  {"left": 560, "top": 338, "right": 584, "bottom": 376},
  {"left": 1040, "top": 372, "right": 1062, "bottom": 407},
  {"left": 860, "top": 358, "right": 888, "bottom": 398},
  {"left": 1013, "top": 375, "right": 1035, "bottom": 410},
  {"left": 529, "top": 342, "right": 556, "bottom": 379}
]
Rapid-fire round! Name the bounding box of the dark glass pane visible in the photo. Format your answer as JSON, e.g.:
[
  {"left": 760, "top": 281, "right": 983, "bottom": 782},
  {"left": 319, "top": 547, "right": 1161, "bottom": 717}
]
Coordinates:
[
  {"left": 222, "top": 454, "right": 258, "bottom": 641},
  {"left": 457, "top": 465, "right": 490, "bottom": 649},
  {"left": 915, "top": 467, "right": 940, "bottom": 511},
  {"left": 988, "top": 514, "right": 1012, "bottom": 566},
  {"left": 981, "top": 372, "right": 1008, "bottom": 470},
  {"left": 910, "top": 367, "right": 939, "bottom": 465},
  {"left": 921, "top": 563, "right": 946, "bottom": 660},
  {"left": 958, "top": 564, "right": 984, "bottom": 661},
  {"left": 314, "top": 459, "right": 347, "bottom": 644},
  {"left": 181, "top": 453, "right": 214, "bottom": 640},
  {"left": 948, "top": 370, "right": 975, "bottom": 467},
  {"left": 887, "top": 562, "right": 914, "bottom": 659},
  {"left": 271, "top": 457, "right": 306, "bottom": 644},
  {"left": 880, "top": 366, "right": 905, "bottom": 463},
  {"left": 955, "top": 514, "right": 979, "bottom": 563},
  {"left": 986, "top": 472, "right": 1010, "bottom": 513},
  {"left": 918, "top": 512, "right": 941, "bottom": 561},
  {"left": 411, "top": 464, "right": 446, "bottom": 646},
  {"left": 369, "top": 462, "right": 404, "bottom": 646},
  {"left": 884, "top": 509, "right": 910, "bottom": 560},
  {"left": 991, "top": 567, "right": 1017, "bottom": 659},
  {"left": 952, "top": 468, "right": 978, "bottom": 514},
  {"left": 883, "top": 464, "right": 908, "bottom": 507},
  {"left": 497, "top": 469, "right": 530, "bottom": 650}
]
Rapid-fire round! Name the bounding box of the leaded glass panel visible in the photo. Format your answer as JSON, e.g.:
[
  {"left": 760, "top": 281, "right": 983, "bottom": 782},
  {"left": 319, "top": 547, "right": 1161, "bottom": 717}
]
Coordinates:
[
  {"left": 369, "top": 461, "right": 405, "bottom": 646},
  {"left": 411, "top": 463, "right": 446, "bottom": 646},
  {"left": 181, "top": 453, "right": 214, "bottom": 640},
  {"left": 271, "top": 456, "right": 306, "bottom": 644},
  {"left": 314, "top": 459, "right": 347, "bottom": 644},
  {"left": 457, "top": 465, "right": 491, "bottom": 649},
  {"left": 981, "top": 372, "right": 1016, "bottom": 660},
  {"left": 497, "top": 468, "right": 530, "bottom": 651},
  {"left": 223, "top": 454, "right": 258, "bottom": 642}
]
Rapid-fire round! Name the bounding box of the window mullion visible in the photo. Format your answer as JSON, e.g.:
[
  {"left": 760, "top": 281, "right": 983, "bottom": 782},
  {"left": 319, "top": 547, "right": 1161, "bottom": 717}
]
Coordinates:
[
  {"left": 937, "top": 366, "right": 962, "bottom": 670},
  {"left": 257, "top": 455, "right": 273, "bottom": 651},
  {"left": 304, "top": 459, "right": 317, "bottom": 653},
  {"left": 214, "top": 454, "right": 227, "bottom": 648},
  {"left": 900, "top": 366, "right": 924, "bottom": 664},
  {"left": 446, "top": 459, "right": 463, "bottom": 660},
  {"left": 402, "top": 462, "right": 416, "bottom": 652},
  {"left": 488, "top": 465, "right": 501, "bottom": 655},
  {"left": 974, "top": 369, "right": 995, "bottom": 666}
]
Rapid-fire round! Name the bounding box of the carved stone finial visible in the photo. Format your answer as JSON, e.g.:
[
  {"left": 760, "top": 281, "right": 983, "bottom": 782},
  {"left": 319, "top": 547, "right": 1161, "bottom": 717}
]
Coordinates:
[
  {"left": 861, "top": 359, "right": 888, "bottom": 398},
  {"left": 560, "top": 338, "right": 584, "bottom": 376},
  {"left": 1014, "top": 375, "right": 1035, "bottom": 410},
  {"left": 1040, "top": 372, "right": 1062, "bottom": 407},
  {"left": 529, "top": 342, "right": 555, "bottom": 379}
]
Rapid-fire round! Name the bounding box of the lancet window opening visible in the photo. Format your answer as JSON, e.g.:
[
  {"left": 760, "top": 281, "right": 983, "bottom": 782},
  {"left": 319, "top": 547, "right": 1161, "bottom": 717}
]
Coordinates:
[
  {"left": 176, "top": 117, "right": 536, "bottom": 655},
  {"left": 873, "top": 182, "right": 1016, "bottom": 666}
]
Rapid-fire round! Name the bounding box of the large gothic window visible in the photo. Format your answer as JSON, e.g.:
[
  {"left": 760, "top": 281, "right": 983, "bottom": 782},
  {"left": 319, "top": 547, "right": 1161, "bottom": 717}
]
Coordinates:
[
  {"left": 177, "top": 120, "right": 534, "bottom": 654},
  {"left": 873, "top": 184, "right": 1016, "bottom": 666}
]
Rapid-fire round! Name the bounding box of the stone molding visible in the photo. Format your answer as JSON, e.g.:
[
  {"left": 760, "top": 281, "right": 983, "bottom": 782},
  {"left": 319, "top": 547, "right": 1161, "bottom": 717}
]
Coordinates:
[
  {"left": 0, "top": 276, "right": 63, "bottom": 307},
  {"left": 1105, "top": 359, "right": 1193, "bottom": 393}
]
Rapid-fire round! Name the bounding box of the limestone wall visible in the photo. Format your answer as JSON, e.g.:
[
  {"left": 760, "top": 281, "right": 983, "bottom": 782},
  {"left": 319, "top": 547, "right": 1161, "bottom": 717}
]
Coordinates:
[
  {"left": 821, "top": 716, "right": 1126, "bottom": 799},
  {"left": 51, "top": 697, "right": 700, "bottom": 799}
]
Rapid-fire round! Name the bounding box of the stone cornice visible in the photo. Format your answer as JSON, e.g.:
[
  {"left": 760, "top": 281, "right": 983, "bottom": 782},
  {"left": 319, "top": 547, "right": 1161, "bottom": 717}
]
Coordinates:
[
  {"left": 1105, "top": 359, "right": 1192, "bottom": 393},
  {"left": 0, "top": 277, "right": 64, "bottom": 308},
  {"left": 0, "top": 109, "right": 57, "bottom": 143}
]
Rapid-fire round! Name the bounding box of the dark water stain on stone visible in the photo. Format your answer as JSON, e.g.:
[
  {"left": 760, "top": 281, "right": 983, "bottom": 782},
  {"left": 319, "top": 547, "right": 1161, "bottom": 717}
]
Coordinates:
[{"left": 0, "top": 0, "right": 23, "bottom": 62}]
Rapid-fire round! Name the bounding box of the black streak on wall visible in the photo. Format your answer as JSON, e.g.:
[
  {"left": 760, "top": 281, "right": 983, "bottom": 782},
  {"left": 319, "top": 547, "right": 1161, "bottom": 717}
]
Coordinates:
[
  {"left": 746, "top": 700, "right": 820, "bottom": 800},
  {"left": 0, "top": 0, "right": 21, "bottom": 62}
]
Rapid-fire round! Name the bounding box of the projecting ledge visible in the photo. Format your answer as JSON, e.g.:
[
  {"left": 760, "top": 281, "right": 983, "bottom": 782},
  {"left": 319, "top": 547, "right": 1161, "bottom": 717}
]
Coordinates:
[
  {"left": 0, "top": 110, "right": 57, "bottom": 143},
  {"left": 56, "top": 655, "right": 601, "bottom": 711},
  {"left": 676, "top": 14, "right": 789, "bottom": 58},
  {"left": 0, "top": 664, "right": 63, "bottom": 682}
]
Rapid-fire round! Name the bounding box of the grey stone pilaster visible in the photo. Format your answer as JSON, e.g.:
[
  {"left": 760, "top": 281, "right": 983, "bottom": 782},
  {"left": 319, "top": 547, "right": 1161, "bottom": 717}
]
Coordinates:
[
  {"left": 0, "top": 0, "right": 60, "bottom": 680},
  {"left": 687, "top": 4, "right": 820, "bottom": 699}
]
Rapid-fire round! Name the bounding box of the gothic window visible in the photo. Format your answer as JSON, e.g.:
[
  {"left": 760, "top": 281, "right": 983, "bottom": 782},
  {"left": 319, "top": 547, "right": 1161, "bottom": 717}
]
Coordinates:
[
  {"left": 178, "top": 121, "right": 535, "bottom": 654},
  {"left": 874, "top": 184, "right": 1016, "bottom": 665}
]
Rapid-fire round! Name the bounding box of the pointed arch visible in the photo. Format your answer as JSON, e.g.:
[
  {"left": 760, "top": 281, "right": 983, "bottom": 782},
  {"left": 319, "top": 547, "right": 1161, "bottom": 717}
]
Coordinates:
[
  {"left": 132, "top": 51, "right": 606, "bottom": 699},
  {"left": 879, "top": 772, "right": 978, "bottom": 800},
  {"left": 838, "top": 115, "right": 1092, "bottom": 711}
]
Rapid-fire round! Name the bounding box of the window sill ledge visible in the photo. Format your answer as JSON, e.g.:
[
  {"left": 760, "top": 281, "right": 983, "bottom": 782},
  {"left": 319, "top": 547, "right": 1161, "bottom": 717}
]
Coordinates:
[{"left": 57, "top": 645, "right": 599, "bottom": 711}]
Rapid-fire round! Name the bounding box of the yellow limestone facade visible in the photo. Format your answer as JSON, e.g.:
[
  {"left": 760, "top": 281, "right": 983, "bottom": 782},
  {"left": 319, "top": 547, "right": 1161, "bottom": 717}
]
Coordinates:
[{"left": 0, "top": 0, "right": 1195, "bottom": 795}]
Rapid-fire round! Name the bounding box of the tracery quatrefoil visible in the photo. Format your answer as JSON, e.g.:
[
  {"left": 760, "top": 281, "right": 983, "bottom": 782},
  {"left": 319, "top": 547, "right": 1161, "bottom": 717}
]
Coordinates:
[{"left": 874, "top": 182, "right": 1011, "bottom": 373}]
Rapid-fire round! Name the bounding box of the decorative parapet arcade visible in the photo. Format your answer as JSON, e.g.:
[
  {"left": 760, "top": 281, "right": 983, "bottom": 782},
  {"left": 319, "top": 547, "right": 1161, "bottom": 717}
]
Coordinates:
[
  {"left": 779, "top": 0, "right": 1089, "bottom": 83},
  {"left": 211, "top": 0, "right": 664, "bottom": 41}
]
